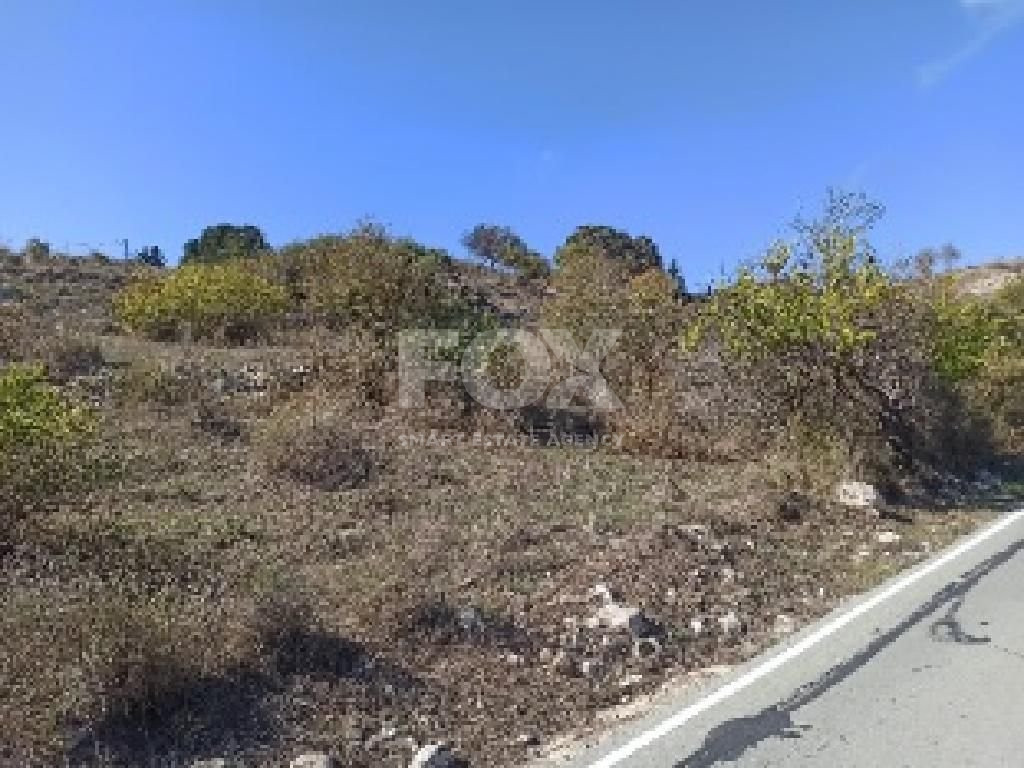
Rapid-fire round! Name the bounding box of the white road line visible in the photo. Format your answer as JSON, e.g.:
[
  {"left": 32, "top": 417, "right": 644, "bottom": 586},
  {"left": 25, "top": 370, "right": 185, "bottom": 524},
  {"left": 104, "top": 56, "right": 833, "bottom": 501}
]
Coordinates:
[{"left": 586, "top": 507, "right": 1024, "bottom": 768}]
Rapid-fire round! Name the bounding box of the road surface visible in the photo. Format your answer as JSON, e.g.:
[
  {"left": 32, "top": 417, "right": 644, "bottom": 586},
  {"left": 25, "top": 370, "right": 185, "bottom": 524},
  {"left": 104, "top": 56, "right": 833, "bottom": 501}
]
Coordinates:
[{"left": 541, "top": 508, "right": 1024, "bottom": 768}]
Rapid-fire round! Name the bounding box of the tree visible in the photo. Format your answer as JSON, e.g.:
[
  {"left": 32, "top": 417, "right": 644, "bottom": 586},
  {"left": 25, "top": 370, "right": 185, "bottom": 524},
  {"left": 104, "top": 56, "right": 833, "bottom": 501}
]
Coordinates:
[
  {"left": 182, "top": 224, "right": 268, "bottom": 265},
  {"left": 24, "top": 238, "right": 51, "bottom": 262},
  {"left": 938, "top": 243, "right": 962, "bottom": 273},
  {"left": 557, "top": 225, "right": 661, "bottom": 275},
  {"left": 913, "top": 248, "right": 937, "bottom": 280},
  {"left": 667, "top": 259, "right": 687, "bottom": 298},
  {"left": 462, "top": 224, "right": 549, "bottom": 278},
  {"left": 135, "top": 245, "right": 165, "bottom": 268}
]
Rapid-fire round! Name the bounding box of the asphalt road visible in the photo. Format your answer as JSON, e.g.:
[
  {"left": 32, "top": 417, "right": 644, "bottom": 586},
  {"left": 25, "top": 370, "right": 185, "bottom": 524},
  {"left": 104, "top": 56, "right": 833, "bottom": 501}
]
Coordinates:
[{"left": 542, "top": 508, "right": 1024, "bottom": 768}]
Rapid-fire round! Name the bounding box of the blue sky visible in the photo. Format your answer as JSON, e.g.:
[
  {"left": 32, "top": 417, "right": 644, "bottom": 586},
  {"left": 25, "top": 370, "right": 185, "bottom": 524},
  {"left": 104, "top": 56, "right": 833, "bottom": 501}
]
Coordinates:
[{"left": 1, "top": 0, "right": 1021, "bottom": 289}]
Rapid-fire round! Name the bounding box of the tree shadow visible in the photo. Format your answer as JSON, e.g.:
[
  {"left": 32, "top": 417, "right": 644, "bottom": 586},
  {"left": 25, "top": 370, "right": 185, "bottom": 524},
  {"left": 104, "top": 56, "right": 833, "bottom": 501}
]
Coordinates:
[{"left": 676, "top": 538, "right": 1024, "bottom": 767}]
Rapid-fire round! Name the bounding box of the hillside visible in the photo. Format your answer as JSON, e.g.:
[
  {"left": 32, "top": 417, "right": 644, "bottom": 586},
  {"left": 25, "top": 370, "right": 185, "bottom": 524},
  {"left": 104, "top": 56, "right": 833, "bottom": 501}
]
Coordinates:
[{"left": 1, "top": 249, "right": 1022, "bottom": 768}]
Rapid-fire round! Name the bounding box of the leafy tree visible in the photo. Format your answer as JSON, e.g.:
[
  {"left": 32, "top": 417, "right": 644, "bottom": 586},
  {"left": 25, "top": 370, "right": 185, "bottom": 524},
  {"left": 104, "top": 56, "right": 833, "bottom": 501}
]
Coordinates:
[
  {"left": 135, "top": 245, "right": 165, "bottom": 268},
  {"left": 462, "top": 224, "right": 549, "bottom": 278},
  {"left": 182, "top": 224, "right": 268, "bottom": 265},
  {"left": 557, "top": 225, "right": 661, "bottom": 275}
]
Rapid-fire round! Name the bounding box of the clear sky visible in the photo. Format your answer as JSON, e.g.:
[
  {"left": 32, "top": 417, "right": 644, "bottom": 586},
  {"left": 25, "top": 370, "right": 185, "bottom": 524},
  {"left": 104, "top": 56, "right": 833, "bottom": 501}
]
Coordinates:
[{"left": 1, "top": 0, "right": 1021, "bottom": 288}]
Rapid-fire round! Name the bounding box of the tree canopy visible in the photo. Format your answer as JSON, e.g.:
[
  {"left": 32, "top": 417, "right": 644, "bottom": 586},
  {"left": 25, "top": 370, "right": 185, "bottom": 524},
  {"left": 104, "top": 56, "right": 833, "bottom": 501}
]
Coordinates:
[{"left": 182, "top": 224, "right": 268, "bottom": 265}]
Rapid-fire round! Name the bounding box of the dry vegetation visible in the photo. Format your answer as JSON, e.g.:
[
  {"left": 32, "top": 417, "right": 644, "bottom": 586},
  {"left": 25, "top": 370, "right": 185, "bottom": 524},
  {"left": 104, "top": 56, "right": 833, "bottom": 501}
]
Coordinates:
[{"left": 1, "top": 210, "right": 1022, "bottom": 767}]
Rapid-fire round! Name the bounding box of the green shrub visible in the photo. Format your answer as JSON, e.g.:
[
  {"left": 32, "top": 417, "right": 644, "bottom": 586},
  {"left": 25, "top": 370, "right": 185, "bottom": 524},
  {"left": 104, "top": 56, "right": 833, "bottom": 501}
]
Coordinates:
[
  {"left": 557, "top": 225, "right": 661, "bottom": 275},
  {"left": 113, "top": 261, "right": 289, "bottom": 343},
  {"left": 683, "top": 191, "right": 996, "bottom": 472},
  {"left": 0, "top": 364, "right": 95, "bottom": 526},
  {"left": 920, "top": 275, "right": 1002, "bottom": 384},
  {"left": 270, "top": 224, "right": 467, "bottom": 333}
]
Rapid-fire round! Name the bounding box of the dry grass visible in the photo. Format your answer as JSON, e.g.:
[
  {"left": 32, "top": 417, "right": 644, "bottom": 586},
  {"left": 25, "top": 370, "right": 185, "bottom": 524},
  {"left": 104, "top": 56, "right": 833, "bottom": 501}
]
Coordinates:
[{"left": 1, "top": 255, "right": 1021, "bottom": 767}]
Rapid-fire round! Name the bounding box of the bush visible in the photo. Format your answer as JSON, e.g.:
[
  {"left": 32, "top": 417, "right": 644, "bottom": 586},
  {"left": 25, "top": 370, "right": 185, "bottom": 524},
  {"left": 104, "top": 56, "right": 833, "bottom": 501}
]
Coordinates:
[
  {"left": 270, "top": 224, "right": 471, "bottom": 334},
  {"left": 36, "top": 333, "right": 105, "bottom": 384},
  {"left": 557, "top": 225, "right": 661, "bottom": 275},
  {"left": 684, "top": 191, "right": 998, "bottom": 473},
  {"left": 113, "top": 261, "right": 290, "bottom": 343},
  {"left": 0, "top": 365, "right": 95, "bottom": 528},
  {"left": 963, "top": 273, "right": 1024, "bottom": 453},
  {"left": 256, "top": 390, "right": 379, "bottom": 490}
]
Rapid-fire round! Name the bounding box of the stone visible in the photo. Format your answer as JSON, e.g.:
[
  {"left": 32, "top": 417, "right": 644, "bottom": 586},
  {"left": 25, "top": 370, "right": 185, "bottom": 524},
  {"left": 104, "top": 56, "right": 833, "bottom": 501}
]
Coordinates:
[
  {"left": 773, "top": 614, "right": 797, "bottom": 635},
  {"left": 590, "top": 583, "right": 616, "bottom": 604},
  {"left": 410, "top": 743, "right": 458, "bottom": 768},
  {"left": 690, "top": 618, "right": 704, "bottom": 635},
  {"left": 619, "top": 673, "right": 645, "bottom": 688},
  {"left": 580, "top": 658, "right": 604, "bottom": 677},
  {"left": 594, "top": 601, "right": 642, "bottom": 630},
  {"left": 290, "top": 754, "right": 335, "bottom": 768},
  {"left": 190, "top": 761, "right": 228, "bottom": 768},
  {"left": 364, "top": 725, "right": 399, "bottom": 750},
  {"left": 836, "top": 481, "right": 879, "bottom": 510},
  {"left": 876, "top": 531, "right": 902, "bottom": 545},
  {"left": 718, "top": 611, "right": 742, "bottom": 635},
  {"left": 681, "top": 523, "right": 710, "bottom": 538}
]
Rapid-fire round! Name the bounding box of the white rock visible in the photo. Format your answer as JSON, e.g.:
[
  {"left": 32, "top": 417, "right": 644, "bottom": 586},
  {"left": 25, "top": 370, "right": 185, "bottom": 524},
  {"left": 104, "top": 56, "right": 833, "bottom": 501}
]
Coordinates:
[
  {"left": 721, "top": 567, "right": 735, "bottom": 583},
  {"left": 590, "top": 583, "right": 616, "bottom": 604},
  {"left": 681, "top": 524, "right": 710, "bottom": 539},
  {"left": 836, "top": 481, "right": 879, "bottom": 510},
  {"left": 410, "top": 743, "right": 458, "bottom": 768},
  {"left": 190, "top": 761, "right": 228, "bottom": 768},
  {"left": 876, "top": 531, "right": 901, "bottom": 545},
  {"left": 594, "top": 602, "right": 641, "bottom": 630},
  {"left": 718, "top": 611, "right": 741, "bottom": 634},
  {"left": 773, "top": 614, "right": 796, "bottom": 635},
  {"left": 290, "top": 754, "right": 334, "bottom": 768},
  {"left": 516, "top": 733, "right": 540, "bottom": 747},
  {"left": 690, "top": 618, "right": 704, "bottom": 635},
  {"left": 580, "top": 658, "right": 604, "bottom": 677},
  {"left": 619, "top": 673, "right": 645, "bottom": 688}
]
